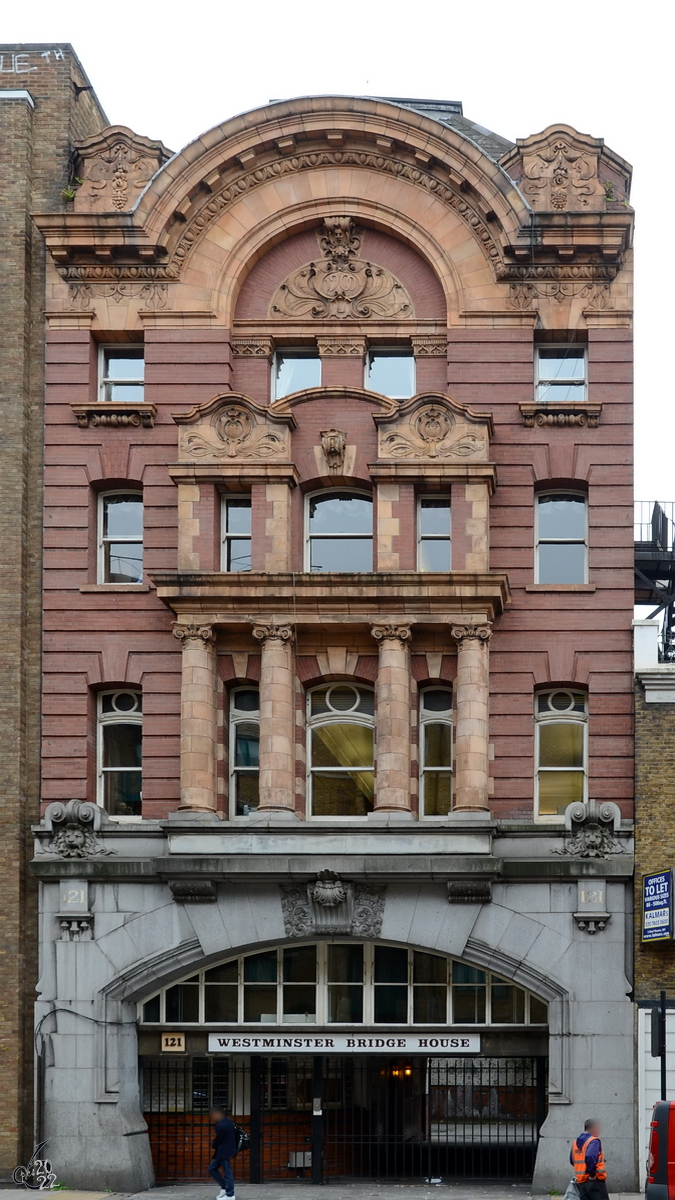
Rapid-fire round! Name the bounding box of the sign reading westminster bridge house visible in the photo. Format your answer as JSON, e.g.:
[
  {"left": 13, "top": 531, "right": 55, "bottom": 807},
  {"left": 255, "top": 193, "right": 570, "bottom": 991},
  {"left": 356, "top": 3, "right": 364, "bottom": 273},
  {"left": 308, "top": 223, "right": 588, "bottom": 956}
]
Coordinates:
[{"left": 208, "top": 1032, "right": 481, "bottom": 1054}]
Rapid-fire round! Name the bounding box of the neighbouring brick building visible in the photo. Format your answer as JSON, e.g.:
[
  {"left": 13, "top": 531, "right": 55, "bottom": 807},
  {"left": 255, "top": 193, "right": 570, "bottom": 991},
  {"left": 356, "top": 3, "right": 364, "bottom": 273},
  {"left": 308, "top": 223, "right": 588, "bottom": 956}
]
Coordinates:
[
  {"left": 26, "top": 78, "right": 637, "bottom": 1190},
  {"left": 0, "top": 45, "right": 106, "bottom": 1182}
]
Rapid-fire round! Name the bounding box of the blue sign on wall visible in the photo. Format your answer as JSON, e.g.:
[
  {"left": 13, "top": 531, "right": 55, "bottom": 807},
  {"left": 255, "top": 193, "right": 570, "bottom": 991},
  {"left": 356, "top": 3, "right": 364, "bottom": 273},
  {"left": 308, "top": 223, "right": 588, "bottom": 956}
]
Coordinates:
[{"left": 642, "top": 870, "right": 673, "bottom": 942}]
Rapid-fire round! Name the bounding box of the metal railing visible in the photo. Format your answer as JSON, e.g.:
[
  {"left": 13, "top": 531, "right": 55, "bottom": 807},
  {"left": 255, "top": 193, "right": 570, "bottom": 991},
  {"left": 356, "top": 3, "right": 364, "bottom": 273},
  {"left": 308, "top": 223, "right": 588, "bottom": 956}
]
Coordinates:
[{"left": 635, "top": 502, "right": 675, "bottom": 551}]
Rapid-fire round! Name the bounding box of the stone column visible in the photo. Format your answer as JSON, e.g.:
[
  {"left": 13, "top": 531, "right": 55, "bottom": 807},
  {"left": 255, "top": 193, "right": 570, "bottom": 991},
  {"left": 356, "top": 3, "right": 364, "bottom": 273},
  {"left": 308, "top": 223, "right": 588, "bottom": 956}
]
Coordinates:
[
  {"left": 450, "top": 622, "right": 492, "bottom": 811},
  {"left": 173, "top": 622, "right": 217, "bottom": 811},
  {"left": 371, "top": 623, "right": 413, "bottom": 812},
  {"left": 251, "top": 622, "right": 296, "bottom": 811}
]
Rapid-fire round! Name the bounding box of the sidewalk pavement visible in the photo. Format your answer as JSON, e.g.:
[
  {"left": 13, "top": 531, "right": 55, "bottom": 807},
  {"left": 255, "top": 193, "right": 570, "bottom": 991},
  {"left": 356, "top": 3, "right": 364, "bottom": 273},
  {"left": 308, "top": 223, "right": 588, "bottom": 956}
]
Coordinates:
[{"left": 0, "top": 1185, "right": 645, "bottom": 1200}]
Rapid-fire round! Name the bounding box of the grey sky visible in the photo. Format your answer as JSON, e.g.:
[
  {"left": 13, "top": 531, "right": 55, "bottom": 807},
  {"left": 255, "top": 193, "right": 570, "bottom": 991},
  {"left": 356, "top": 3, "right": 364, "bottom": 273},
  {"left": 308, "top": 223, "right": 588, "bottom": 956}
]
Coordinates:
[{"left": 5, "top": 0, "right": 670, "bottom": 500}]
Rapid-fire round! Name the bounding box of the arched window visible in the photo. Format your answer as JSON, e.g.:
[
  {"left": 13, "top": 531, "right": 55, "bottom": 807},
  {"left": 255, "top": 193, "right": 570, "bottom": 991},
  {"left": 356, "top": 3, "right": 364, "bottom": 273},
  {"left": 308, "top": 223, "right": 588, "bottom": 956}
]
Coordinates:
[
  {"left": 307, "top": 683, "right": 374, "bottom": 817},
  {"left": 535, "top": 688, "right": 588, "bottom": 821},
  {"left": 140, "top": 942, "right": 549, "bottom": 1027},
  {"left": 230, "top": 687, "right": 259, "bottom": 816},
  {"left": 307, "top": 491, "right": 373, "bottom": 572},
  {"left": 535, "top": 492, "right": 587, "bottom": 584},
  {"left": 419, "top": 687, "right": 453, "bottom": 816},
  {"left": 98, "top": 491, "right": 143, "bottom": 583},
  {"left": 98, "top": 689, "right": 142, "bottom": 817}
]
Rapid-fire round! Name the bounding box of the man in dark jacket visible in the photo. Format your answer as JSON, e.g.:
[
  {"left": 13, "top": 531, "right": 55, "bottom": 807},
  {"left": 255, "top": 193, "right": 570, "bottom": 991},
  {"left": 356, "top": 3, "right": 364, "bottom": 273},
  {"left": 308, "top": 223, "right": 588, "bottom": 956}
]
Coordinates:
[
  {"left": 208, "top": 1105, "right": 237, "bottom": 1200},
  {"left": 570, "top": 1118, "right": 609, "bottom": 1200}
]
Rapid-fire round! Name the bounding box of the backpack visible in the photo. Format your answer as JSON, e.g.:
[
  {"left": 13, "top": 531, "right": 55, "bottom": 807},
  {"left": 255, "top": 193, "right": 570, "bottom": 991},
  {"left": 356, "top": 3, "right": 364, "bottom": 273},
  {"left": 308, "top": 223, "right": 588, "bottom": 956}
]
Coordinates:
[{"left": 234, "top": 1124, "right": 250, "bottom": 1155}]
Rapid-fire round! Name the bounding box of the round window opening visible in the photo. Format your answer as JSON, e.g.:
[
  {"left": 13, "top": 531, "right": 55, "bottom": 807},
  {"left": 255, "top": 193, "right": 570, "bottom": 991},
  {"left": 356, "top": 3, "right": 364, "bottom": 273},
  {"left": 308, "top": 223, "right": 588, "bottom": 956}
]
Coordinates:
[{"left": 103, "top": 690, "right": 141, "bottom": 714}]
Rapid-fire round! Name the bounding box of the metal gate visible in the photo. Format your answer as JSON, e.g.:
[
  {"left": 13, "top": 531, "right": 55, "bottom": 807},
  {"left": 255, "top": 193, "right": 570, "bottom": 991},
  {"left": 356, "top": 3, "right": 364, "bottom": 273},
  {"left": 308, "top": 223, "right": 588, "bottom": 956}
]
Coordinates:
[{"left": 141, "top": 1054, "right": 547, "bottom": 1183}]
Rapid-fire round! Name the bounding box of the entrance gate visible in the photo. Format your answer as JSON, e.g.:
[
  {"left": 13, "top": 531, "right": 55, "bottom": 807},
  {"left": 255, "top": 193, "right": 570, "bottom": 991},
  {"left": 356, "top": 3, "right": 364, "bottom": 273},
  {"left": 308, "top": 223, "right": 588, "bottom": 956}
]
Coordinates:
[{"left": 141, "top": 1054, "right": 547, "bottom": 1183}]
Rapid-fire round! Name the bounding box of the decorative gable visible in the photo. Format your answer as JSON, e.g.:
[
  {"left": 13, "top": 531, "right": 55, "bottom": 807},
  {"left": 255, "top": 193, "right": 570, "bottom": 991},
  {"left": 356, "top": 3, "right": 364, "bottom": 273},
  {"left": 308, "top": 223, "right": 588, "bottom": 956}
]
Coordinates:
[
  {"left": 172, "top": 394, "right": 294, "bottom": 463},
  {"left": 374, "top": 394, "right": 492, "bottom": 463},
  {"left": 72, "top": 125, "right": 173, "bottom": 213}
]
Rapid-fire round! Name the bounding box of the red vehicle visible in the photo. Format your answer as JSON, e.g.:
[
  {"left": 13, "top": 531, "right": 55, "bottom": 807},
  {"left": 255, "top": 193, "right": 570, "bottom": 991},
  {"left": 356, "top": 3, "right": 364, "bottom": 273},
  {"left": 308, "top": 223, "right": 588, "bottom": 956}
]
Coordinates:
[{"left": 647, "top": 1101, "right": 675, "bottom": 1200}]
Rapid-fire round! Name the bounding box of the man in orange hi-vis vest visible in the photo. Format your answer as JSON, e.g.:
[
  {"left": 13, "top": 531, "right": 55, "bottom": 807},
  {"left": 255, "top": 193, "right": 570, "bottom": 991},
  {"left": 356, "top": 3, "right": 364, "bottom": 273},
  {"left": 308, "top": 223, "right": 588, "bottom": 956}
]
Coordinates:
[{"left": 570, "top": 1118, "right": 609, "bottom": 1200}]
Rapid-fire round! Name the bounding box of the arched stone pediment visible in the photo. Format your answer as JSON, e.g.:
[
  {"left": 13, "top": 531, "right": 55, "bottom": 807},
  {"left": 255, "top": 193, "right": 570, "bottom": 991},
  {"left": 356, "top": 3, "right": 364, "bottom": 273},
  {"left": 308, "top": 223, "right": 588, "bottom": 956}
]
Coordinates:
[
  {"left": 173, "top": 393, "right": 294, "bottom": 463},
  {"left": 269, "top": 385, "right": 398, "bottom": 418},
  {"left": 374, "top": 393, "right": 493, "bottom": 463}
]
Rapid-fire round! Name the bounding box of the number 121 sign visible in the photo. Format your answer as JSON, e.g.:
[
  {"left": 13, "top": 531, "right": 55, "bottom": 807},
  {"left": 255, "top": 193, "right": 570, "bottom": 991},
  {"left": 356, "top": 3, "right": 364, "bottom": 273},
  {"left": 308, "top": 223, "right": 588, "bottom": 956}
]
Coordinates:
[{"left": 642, "top": 870, "right": 673, "bottom": 942}]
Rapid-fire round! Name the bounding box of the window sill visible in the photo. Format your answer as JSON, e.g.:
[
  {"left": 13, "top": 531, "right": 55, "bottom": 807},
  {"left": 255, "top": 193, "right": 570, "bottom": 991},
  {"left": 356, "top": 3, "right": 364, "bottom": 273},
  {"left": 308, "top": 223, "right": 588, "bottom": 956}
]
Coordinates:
[
  {"left": 525, "top": 584, "right": 596, "bottom": 593},
  {"left": 520, "top": 402, "right": 601, "bottom": 429},
  {"left": 71, "top": 402, "right": 156, "bottom": 429},
  {"left": 80, "top": 583, "right": 152, "bottom": 592}
]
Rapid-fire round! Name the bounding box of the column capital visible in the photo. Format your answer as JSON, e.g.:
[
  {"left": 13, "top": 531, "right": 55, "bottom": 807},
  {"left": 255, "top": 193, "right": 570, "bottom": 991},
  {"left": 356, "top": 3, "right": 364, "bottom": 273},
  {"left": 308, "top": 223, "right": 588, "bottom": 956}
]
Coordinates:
[
  {"left": 173, "top": 622, "right": 216, "bottom": 646},
  {"left": 450, "top": 622, "right": 492, "bottom": 645},
  {"left": 251, "top": 622, "right": 294, "bottom": 645},
  {"left": 371, "top": 622, "right": 413, "bottom": 646}
]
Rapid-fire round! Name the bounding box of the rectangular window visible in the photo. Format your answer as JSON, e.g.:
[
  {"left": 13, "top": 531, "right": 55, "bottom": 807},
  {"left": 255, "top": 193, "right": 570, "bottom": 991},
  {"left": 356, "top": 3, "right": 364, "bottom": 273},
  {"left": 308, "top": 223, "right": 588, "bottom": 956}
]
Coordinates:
[
  {"left": 243, "top": 950, "right": 278, "bottom": 1022},
  {"left": 222, "top": 496, "right": 252, "bottom": 572},
  {"left": 413, "top": 951, "right": 448, "bottom": 1024},
  {"left": 273, "top": 350, "right": 321, "bottom": 399},
  {"left": 418, "top": 496, "right": 451, "bottom": 571},
  {"left": 536, "top": 689, "right": 588, "bottom": 820},
  {"left": 451, "top": 962, "right": 486, "bottom": 1023},
  {"left": 99, "top": 492, "right": 143, "bottom": 584},
  {"left": 98, "top": 690, "right": 142, "bottom": 817},
  {"left": 230, "top": 689, "right": 259, "bottom": 816},
  {"left": 204, "top": 961, "right": 238, "bottom": 1023},
  {"left": 536, "top": 345, "right": 587, "bottom": 403},
  {"left": 307, "top": 491, "right": 373, "bottom": 573},
  {"left": 365, "top": 349, "right": 415, "bottom": 398},
  {"left": 100, "top": 346, "right": 145, "bottom": 403},
  {"left": 282, "top": 946, "right": 317, "bottom": 1023},
  {"left": 327, "top": 944, "right": 364, "bottom": 1023},
  {"left": 420, "top": 688, "right": 453, "bottom": 816},
  {"left": 535, "top": 493, "right": 587, "bottom": 584}
]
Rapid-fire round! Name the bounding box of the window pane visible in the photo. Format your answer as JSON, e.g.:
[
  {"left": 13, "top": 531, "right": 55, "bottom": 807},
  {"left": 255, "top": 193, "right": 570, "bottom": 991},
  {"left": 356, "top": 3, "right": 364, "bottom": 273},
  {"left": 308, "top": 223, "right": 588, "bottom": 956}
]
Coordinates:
[
  {"left": 422, "top": 690, "right": 452, "bottom": 714},
  {"left": 328, "top": 944, "right": 363, "bottom": 983},
  {"left": 311, "top": 772, "right": 374, "bottom": 816},
  {"left": 374, "top": 986, "right": 408, "bottom": 1023},
  {"left": 530, "top": 996, "right": 549, "bottom": 1023},
  {"left": 452, "top": 985, "right": 486, "bottom": 1023},
  {"left": 414, "top": 952, "right": 447, "bottom": 984},
  {"left": 166, "top": 983, "right": 199, "bottom": 1023},
  {"left": 375, "top": 946, "right": 408, "bottom": 983},
  {"left": 225, "top": 500, "right": 252, "bottom": 534},
  {"left": 205, "top": 986, "right": 238, "bottom": 1022},
  {"left": 538, "top": 769, "right": 584, "bottom": 815},
  {"left": 309, "top": 493, "right": 373, "bottom": 534},
  {"left": 105, "top": 350, "right": 144, "bottom": 379},
  {"left": 491, "top": 978, "right": 525, "bottom": 1023},
  {"left": 275, "top": 353, "right": 321, "bottom": 398},
  {"left": 282, "top": 984, "right": 316, "bottom": 1021},
  {"left": 235, "top": 721, "right": 259, "bottom": 767},
  {"left": 424, "top": 773, "right": 452, "bottom": 816},
  {"left": 452, "top": 963, "right": 486, "bottom": 985},
  {"left": 424, "top": 723, "right": 452, "bottom": 768},
  {"left": 103, "top": 723, "right": 141, "bottom": 768},
  {"left": 414, "top": 987, "right": 447, "bottom": 1024},
  {"left": 244, "top": 951, "right": 277, "bottom": 983},
  {"left": 103, "top": 496, "right": 142, "bottom": 538},
  {"left": 537, "top": 495, "right": 586, "bottom": 540},
  {"left": 538, "top": 690, "right": 586, "bottom": 715},
  {"left": 105, "top": 542, "right": 143, "bottom": 584},
  {"left": 367, "top": 352, "right": 415, "bottom": 398},
  {"left": 284, "top": 946, "right": 316, "bottom": 983},
  {"left": 103, "top": 769, "right": 141, "bottom": 817},
  {"left": 312, "top": 723, "right": 373, "bottom": 769},
  {"left": 538, "top": 542, "right": 586, "bottom": 584},
  {"left": 226, "top": 539, "right": 251, "bottom": 572},
  {"left": 106, "top": 381, "right": 145, "bottom": 402},
  {"left": 419, "top": 498, "right": 451, "bottom": 536},
  {"left": 419, "top": 539, "right": 451, "bottom": 572},
  {"left": 143, "top": 995, "right": 160, "bottom": 1022},
  {"left": 205, "top": 962, "right": 238, "bottom": 983},
  {"left": 310, "top": 537, "right": 373, "bottom": 572},
  {"left": 233, "top": 690, "right": 259, "bottom": 713},
  {"left": 234, "top": 772, "right": 259, "bottom": 813},
  {"left": 538, "top": 381, "right": 585, "bottom": 404},
  {"left": 538, "top": 348, "right": 585, "bottom": 380},
  {"left": 244, "top": 987, "right": 277, "bottom": 1022},
  {"left": 539, "top": 723, "right": 583, "bottom": 768},
  {"left": 328, "top": 984, "right": 363, "bottom": 1023}
]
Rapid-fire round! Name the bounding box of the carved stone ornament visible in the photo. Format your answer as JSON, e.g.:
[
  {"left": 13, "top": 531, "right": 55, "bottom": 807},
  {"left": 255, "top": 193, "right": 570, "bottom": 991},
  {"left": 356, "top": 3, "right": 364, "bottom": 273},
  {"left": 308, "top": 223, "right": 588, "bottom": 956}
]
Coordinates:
[
  {"left": 231, "top": 338, "right": 274, "bottom": 361},
  {"left": 41, "top": 799, "right": 115, "bottom": 859},
  {"left": 72, "top": 125, "right": 173, "bottom": 213},
  {"left": 169, "top": 880, "right": 217, "bottom": 903},
  {"left": 371, "top": 623, "right": 413, "bottom": 645},
  {"left": 375, "top": 396, "right": 491, "bottom": 463},
  {"left": 172, "top": 393, "right": 293, "bottom": 464},
  {"left": 556, "top": 798, "right": 625, "bottom": 859},
  {"left": 269, "top": 217, "right": 414, "bottom": 321},
  {"left": 411, "top": 336, "right": 447, "bottom": 357},
  {"left": 281, "top": 878, "right": 385, "bottom": 938},
  {"left": 447, "top": 880, "right": 492, "bottom": 904},
  {"left": 320, "top": 429, "right": 348, "bottom": 474},
  {"left": 317, "top": 337, "right": 367, "bottom": 357},
  {"left": 520, "top": 403, "right": 601, "bottom": 429},
  {"left": 59, "top": 917, "right": 94, "bottom": 942},
  {"left": 71, "top": 403, "right": 156, "bottom": 429},
  {"left": 65, "top": 276, "right": 168, "bottom": 312},
  {"left": 173, "top": 623, "right": 216, "bottom": 646},
  {"left": 502, "top": 126, "right": 606, "bottom": 213},
  {"left": 251, "top": 622, "right": 295, "bottom": 646},
  {"left": 450, "top": 623, "right": 492, "bottom": 644}
]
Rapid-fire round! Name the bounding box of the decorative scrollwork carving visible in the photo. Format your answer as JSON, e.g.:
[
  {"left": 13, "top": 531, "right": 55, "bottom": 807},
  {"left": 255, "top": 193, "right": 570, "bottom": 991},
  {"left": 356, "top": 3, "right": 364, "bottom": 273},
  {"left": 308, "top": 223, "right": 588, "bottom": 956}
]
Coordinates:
[
  {"left": 173, "top": 623, "right": 216, "bottom": 645},
  {"left": 71, "top": 403, "right": 156, "bottom": 429},
  {"left": 311, "top": 870, "right": 347, "bottom": 907},
  {"left": 281, "top": 877, "right": 385, "bottom": 938},
  {"left": 371, "top": 623, "right": 413, "bottom": 645},
  {"left": 520, "top": 403, "right": 601, "bottom": 429},
  {"left": 320, "top": 429, "right": 347, "bottom": 474},
  {"left": 556, "top": 799, "right": 625, "bottom": 859},
  {"left": 251, "top": 623, "right": 294, "bottom": 645},
  {"left": 181, "top": 403, "right": 289, "bottom": 461},
  {"left": 351, "top": 884, "right": 386, "bottom": 939},
  {"left": 41, "top": 799, "right": 114, "bottom": 859},
  {"left": 269, "top": 216, "right": 414, "bottom": 321},
  {"left": 67, "top": 279, "right": 168, "bottom": 311},
  {"left": 378, "top": 403, "right": 487, "bottom": 461},
  {"left": 280, "top": 884, "right": 314, "bottom": 938},
  {"left": 450, "top": 623, "right": 492, "bottom": 644},
  {"left": 73, "top": 125, "right": 172, "bottom": 213}
]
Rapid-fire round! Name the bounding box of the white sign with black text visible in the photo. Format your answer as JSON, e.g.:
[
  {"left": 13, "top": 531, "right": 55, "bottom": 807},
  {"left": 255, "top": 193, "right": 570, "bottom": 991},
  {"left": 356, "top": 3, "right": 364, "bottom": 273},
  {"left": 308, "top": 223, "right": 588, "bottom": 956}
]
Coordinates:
[{"left": 207, "top": 1032, "right": 481, "bottom": 1054}]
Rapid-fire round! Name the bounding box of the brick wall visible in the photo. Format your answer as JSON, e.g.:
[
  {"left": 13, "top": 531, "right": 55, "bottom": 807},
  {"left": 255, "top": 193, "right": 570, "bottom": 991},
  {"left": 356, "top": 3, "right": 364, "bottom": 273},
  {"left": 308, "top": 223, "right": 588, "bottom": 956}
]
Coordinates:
[{"left": 634, "top": 685, "right": 675, "bottom": 1000}]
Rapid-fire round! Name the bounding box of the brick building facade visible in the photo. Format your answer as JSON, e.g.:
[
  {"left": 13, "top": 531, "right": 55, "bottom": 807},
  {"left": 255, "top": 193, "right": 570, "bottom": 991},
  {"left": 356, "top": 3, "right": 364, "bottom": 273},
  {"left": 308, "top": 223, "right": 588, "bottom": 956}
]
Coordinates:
[
  {"left": 25, "top": 82, "right": 636, "bottom": 1189},
  {"left": 0, "top": 46, "right": 106, "bottom": 1180}
]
